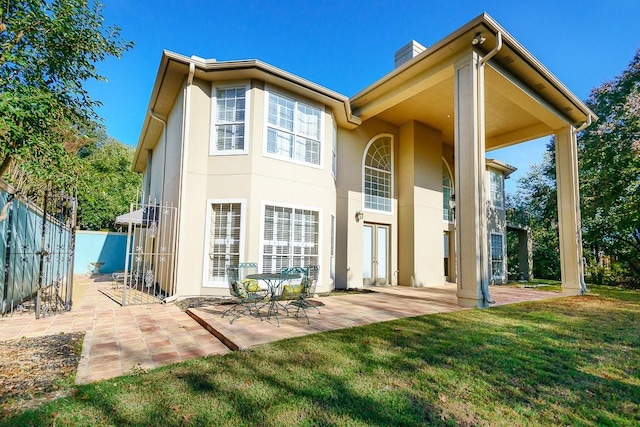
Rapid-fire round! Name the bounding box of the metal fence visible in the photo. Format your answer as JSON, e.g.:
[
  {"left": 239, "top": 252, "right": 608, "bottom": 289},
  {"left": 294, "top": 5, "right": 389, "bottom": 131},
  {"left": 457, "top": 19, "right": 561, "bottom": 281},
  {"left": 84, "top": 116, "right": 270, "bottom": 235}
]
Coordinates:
[
  {"left": 0, "top": 182, "right": 76, "bottom": 318},
  {"left": 103, "top": 197, "right": 177, "bottom": 305}
]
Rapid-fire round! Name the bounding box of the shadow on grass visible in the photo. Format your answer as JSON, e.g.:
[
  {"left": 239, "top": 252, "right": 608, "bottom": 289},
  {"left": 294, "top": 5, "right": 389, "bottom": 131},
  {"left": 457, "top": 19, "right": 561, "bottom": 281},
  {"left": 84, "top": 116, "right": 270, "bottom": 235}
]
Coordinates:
[{"left": 3, "top": 291, "right": 640, "bottom": 426}]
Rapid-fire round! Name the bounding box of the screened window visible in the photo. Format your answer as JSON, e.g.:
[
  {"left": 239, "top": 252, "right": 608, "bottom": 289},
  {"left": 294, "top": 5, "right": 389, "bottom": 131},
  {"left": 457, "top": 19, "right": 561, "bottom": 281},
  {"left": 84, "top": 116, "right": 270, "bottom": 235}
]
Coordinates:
[
  {"left": 262, "top": 205, "right": 319, "bottom": 272},
  {"left": 489, "top": 169, "right": 504, "bottom": 209},
  {"left": 212, "top": 86, "right": 247, "bottom": 153},
  {"left": 208, "top": 203, "right": 242, "bottom": 283},
  {"left": 266, "top": 91, "right": 322, "bottom": 165},
  {"left": 491, "top": 233, "right": 504, "bottom": 279},
  {"left": 443, "top": 162, "right": 454, "bottom": 221},
  {"left": 364, "top": 135, "right": 393, "bottom": 212}
]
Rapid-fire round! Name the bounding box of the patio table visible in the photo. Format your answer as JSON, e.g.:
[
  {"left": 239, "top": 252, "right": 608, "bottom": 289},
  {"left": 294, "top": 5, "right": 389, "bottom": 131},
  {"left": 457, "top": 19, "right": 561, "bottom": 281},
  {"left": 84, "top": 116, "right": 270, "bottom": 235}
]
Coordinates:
[{"left": 246, "top": 273, "right": 297, "bottom": 326}]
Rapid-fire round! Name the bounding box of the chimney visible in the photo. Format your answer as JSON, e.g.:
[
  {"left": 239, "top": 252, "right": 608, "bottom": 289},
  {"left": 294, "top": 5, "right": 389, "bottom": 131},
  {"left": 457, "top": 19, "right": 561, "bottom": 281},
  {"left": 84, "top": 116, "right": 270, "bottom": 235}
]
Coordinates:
[{"left": 394, "top": 40, "right": 426, "bottom": 68}]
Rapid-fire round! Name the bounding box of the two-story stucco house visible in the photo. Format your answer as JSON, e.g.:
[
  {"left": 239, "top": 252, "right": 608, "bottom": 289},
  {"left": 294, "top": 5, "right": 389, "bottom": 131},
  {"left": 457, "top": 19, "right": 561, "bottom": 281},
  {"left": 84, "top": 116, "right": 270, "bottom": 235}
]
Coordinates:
[{"left": 130, "top": 13, "right": 595, "bottom": 308}]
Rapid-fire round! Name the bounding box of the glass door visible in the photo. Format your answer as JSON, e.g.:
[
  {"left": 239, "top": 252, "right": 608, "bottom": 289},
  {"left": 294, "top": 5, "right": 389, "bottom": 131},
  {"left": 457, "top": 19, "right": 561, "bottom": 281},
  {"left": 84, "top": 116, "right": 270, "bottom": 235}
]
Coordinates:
[{"left": 363, "top": 223, "right": 390, "bottom": 286}]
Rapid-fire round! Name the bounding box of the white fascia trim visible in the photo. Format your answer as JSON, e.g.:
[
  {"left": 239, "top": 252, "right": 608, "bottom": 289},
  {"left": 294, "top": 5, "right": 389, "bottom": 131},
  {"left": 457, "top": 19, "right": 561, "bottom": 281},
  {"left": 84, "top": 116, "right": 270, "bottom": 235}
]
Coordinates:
[
  {"left": 209, "top": 81, "right": 251, "bottom": 156},
  {"left": 202, "top": 198, "right": 247, "bottom": 288}
]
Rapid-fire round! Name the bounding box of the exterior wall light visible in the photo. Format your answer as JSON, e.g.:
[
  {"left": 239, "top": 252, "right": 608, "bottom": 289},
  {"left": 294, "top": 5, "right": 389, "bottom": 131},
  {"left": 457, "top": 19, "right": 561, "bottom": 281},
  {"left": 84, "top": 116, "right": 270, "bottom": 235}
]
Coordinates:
[
  {"left": 355, "top": 210, "right": 364, "bottom": 222},
  {"left": 472, "top": 32, "right": 486, "bottom": 45}
]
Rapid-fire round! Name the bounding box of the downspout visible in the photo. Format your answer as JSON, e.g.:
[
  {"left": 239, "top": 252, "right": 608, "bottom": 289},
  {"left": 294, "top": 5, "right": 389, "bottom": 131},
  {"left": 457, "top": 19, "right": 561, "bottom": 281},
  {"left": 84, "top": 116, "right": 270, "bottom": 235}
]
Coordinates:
[
  {"left": 477, "top": 31, "right": 503, "bottom": 306},
  {"left": 149, "top": 111, "right": 166, "bottom": 203},
  {"left": 573, "top": 114, "right": 593, "bottom": 294},
  {"left": 574, "top": 115, "right": 592, "bottom": 133},
  {"left": 479, "top": 31, "right": 502, "bottom": 67}
]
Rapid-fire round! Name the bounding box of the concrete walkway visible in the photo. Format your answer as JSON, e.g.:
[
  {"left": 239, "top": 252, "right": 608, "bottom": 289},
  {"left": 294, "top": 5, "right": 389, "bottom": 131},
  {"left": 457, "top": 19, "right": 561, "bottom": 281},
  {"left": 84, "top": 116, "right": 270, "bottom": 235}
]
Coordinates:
[{"left": 0, "top": 276, "right": 571, "bottom": 384}]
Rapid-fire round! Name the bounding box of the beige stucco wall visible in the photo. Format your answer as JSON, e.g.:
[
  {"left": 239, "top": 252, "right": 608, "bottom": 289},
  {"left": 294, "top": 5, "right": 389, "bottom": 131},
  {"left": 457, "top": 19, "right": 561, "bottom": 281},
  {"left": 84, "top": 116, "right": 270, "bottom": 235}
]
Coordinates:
[
  {"left": 174, "top": 78, "right": 212, "bottom": 296},
  {"left": 147, "top": 74, "right": 515, "bottom": 298},
  {"left": 147, "top": 87, "right": 184, "bottom": 205},
  {"left": 172, "top": 78, "right": 338, "bottom": 297},
  {"left": 398, "top": 121, "right": 444, "bottom": 286},
  {"left": 336, "top": 118, "right": 399, "bottom": 289}
]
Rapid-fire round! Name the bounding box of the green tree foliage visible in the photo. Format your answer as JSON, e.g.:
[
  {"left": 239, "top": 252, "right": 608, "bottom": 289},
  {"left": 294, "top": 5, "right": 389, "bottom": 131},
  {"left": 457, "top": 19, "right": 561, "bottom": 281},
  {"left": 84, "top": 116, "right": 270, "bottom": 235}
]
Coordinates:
[
  {"left": 0, "top": 0, "right": 132, "bottom": 181},
  {"left": 76, "top": 136, "right": 141, "bottom": 230},
  {"left": 507, "top": 151, "right": 561, "bottom": 280},
  {"left": 579, "top": 49, "right": 640, "bottom": 286}
]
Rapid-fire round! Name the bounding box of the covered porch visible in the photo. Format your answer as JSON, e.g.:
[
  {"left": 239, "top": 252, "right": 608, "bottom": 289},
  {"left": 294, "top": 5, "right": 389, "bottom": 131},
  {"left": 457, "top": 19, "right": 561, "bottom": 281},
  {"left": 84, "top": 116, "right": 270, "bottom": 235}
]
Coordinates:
[{"left": 349, "top": 13, "right": 596, "bottom": 307}]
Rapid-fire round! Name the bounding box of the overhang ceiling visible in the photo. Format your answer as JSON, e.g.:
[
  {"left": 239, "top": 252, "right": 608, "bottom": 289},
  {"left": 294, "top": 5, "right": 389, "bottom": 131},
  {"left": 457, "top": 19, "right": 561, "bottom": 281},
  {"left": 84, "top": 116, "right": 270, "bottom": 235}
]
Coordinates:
[
  {"left": 350, "top": 13, "right": 597, "bottom": 152},
  {"left": 368, "top": 64, "right": 567, "bottom": 150}
]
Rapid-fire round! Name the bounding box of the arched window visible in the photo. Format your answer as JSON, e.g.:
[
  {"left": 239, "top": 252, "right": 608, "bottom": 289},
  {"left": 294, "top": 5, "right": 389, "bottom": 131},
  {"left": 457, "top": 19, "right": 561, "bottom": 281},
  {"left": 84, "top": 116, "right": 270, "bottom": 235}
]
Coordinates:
[
  {"left": 363, "top": 135, "right": 393, "bottom": 212},
  {"left": 443, "top": 160, "right": 454, "bottom": 221}
]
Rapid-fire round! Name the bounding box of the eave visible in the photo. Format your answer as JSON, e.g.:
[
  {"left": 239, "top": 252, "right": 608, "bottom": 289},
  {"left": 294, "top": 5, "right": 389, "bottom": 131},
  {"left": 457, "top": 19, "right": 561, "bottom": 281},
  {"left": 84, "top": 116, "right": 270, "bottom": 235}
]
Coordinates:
[{"left": 133, "top": 51, "right": 360, "bottom": 172}]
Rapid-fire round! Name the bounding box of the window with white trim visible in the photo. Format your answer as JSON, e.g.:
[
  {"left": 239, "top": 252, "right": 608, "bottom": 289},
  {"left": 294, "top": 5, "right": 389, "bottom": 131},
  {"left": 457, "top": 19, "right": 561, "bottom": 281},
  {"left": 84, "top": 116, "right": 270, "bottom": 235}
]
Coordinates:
[
  {"left": 262, "top": 205, "right": 319, "bottom": 272},
  {"left": 266, "top": 91, "right": 322, "bottom": 165},
  {"left": 208, "top": 202, "right": 242, "bottom": 283},
  {"left": 364, "top": 135, "right": 393, "bottom": 212},
  {"left": 443, "top": 162, "right": 454, "bottom": 221},
  {"left": 489, "top": 169, "right": 504, "bottom": 209},
  {"left": 211, "top": 86, "right": 247, "bottom": 154},
  {"left": 490, "top": 233, "right": 505, "bottom": 279}
]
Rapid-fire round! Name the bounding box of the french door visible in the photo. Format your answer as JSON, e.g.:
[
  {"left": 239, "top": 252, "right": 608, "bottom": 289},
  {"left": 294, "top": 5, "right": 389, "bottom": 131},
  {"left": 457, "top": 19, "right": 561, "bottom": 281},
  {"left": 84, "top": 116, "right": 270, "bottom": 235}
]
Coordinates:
[{"left": 363, "top": 223, "right": 390, "bottom": 286}]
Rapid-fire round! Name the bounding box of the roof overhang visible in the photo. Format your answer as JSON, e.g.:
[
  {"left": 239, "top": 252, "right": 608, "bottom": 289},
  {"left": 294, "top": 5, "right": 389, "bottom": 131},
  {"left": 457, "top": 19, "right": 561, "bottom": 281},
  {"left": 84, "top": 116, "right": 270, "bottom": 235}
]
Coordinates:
[
  {"left": 133, "top": 51, "right": 361, "bottom": 172},
  {"left": 350, "top": 12, "right": 597, "bottom": 150},
  {"left": 486, "top": 158, "right": 517, "bottom": 177}
]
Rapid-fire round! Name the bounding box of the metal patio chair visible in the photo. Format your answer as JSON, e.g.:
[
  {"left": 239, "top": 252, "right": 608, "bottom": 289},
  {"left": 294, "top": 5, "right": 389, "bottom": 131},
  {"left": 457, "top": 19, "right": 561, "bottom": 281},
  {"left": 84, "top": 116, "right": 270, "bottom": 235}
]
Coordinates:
[
  {"left": 279, "top": 267, "right": 306, "bottom": 301},
  {"left": 284, "top": 265, "right": 320, "bottom": 324},
  {"left": 221, "top": 266, "right": 266, "bottom": 324}
]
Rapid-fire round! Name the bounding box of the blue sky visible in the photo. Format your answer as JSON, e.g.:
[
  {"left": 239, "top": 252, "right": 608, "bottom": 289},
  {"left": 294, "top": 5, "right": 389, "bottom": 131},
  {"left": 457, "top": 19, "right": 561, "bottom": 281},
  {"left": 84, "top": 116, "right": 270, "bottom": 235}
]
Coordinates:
[{"left": 87, "top": 0, "right": 640, "bottom": 191}]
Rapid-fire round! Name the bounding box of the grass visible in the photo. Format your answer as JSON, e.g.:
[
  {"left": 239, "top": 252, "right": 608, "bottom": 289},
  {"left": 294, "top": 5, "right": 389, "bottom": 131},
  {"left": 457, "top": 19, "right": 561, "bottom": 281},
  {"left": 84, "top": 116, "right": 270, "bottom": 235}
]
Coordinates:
[{"left": 3, "top": 285, "right": 639, "bottom": 426}]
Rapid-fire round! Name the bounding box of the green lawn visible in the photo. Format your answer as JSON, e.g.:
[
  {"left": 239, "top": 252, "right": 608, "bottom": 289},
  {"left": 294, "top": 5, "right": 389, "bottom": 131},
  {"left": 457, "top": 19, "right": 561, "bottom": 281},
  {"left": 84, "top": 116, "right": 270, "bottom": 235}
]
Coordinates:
[{"left": 3, "top": 285, "right": 640, "bottom": 426}]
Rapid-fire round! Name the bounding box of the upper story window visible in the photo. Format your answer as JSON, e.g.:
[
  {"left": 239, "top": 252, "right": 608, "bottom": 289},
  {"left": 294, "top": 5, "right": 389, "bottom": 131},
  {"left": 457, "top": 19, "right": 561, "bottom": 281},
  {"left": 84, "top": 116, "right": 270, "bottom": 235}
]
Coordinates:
[
  {"left": 489, "top": 169, "right": 504, "bottom": 209},
  {"left": 443, "top": 161, "right": 454, "bottom": 222},
  {"left": 265, "top": 90, "right": 322, "bottom": 166},
  {"left": 211, "top": 85, "right": 249, "bottom": 155},
  {"left": 363, "top": 135, "right": 393, "bottom": 213}
]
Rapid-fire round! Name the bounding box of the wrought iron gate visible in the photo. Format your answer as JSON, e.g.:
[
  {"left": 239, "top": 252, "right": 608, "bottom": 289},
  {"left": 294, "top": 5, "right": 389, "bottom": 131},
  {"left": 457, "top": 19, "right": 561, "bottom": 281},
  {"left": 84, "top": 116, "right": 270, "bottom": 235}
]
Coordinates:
[
  {"left": 0, "top": 183, "right": 76, "bottom": 318},
  {"left": 104, "top": 198, "right": 177, "bottom": 305}
]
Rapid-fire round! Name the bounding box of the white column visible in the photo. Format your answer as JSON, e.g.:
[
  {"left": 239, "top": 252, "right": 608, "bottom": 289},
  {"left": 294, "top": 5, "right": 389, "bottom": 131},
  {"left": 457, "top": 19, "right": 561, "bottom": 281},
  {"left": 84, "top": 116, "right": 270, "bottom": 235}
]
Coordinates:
[
  {"left": 454, "top": 51, "right": 490, "bottom": 307},
  {"left": 555, "top": 127, "right": 584, "bottom": 294}
]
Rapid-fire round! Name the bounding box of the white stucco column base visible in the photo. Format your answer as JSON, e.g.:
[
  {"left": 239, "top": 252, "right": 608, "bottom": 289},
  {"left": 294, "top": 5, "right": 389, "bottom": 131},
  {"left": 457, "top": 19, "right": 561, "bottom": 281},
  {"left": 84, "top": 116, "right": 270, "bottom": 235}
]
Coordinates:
[{"left": 457, "top": 295, "right": 491, "bottom": 308}]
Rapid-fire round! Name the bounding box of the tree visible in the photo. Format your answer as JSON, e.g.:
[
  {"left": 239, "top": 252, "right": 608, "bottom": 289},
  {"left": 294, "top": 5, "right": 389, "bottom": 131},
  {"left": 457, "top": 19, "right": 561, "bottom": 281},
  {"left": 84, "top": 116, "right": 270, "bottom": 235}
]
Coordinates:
[
  {"left": 76, "top": 136, "right": 141, "bottom": 231},
  {"left": 578, "top": 49, "right": 640, "bottom": 286},
  {"left": 0, "top": 0, "right": 132, "bottom": 181},
  {"left": 507, "top": 150, "right": 560, "bottom": 280}
]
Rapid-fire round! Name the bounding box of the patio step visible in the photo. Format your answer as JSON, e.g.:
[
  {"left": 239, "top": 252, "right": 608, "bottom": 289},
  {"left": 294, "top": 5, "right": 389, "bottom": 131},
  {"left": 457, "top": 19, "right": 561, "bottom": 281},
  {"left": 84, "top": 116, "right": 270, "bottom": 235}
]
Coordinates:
[{"left": 186, "top": 308, "right": 242, "bottom": 351}]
